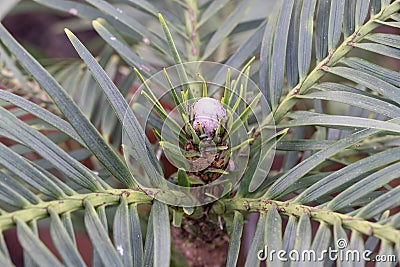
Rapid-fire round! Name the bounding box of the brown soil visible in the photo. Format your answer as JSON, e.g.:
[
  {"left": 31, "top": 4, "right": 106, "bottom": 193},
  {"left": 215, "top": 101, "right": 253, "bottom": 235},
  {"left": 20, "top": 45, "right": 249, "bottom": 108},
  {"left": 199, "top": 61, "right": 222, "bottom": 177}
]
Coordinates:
[{"left": 171, "top": 225, "right": 229, "bottom": 267}]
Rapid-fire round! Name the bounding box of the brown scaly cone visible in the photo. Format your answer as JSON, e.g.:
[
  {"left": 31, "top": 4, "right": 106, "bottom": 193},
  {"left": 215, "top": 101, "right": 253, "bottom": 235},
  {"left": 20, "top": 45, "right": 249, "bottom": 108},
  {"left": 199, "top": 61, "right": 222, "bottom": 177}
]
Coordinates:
[{"left": 185, "top": 140, "right": 229, "bottom": 184}]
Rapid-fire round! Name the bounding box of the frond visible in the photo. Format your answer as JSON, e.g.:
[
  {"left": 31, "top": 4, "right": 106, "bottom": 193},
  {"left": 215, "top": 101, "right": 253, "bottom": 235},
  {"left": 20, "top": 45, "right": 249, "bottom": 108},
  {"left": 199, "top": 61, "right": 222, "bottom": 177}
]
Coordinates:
[{"left": 0, "top": 0, "right": 399, "bottom": 266}]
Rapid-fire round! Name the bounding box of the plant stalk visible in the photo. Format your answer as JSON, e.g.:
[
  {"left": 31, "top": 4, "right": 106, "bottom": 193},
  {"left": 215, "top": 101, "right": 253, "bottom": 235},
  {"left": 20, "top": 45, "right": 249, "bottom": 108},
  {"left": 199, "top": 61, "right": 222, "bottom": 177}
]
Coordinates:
[{"left": 218, "top": 198, "right": 400, "bottom": 243}]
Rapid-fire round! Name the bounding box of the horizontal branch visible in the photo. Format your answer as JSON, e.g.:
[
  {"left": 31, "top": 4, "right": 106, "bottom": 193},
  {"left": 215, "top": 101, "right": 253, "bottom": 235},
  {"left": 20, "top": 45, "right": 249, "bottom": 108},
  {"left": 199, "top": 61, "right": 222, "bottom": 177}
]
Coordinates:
[
  {"left": 0, "top": 189, "right": 152, "bottom": 231},
  {"left": 219, "top": 198, "right": 400, "bottom": 244},
  {"left": 2, "top": 188, "right": 398, "bottom": 245}
]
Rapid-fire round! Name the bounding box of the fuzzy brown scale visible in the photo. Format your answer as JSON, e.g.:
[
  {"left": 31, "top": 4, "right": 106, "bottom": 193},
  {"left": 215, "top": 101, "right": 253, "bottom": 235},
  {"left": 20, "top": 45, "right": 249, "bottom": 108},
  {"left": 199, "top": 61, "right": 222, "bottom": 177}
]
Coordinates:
[{"left": 185, "top": 139, "right": 230, "bottom": 184}]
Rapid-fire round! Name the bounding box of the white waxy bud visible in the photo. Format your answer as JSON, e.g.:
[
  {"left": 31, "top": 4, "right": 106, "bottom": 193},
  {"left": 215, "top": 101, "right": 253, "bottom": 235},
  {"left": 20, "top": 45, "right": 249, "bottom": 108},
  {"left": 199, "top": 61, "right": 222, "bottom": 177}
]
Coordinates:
[{"left": 192, "top": 97, "right": 226, "bottom": 137}]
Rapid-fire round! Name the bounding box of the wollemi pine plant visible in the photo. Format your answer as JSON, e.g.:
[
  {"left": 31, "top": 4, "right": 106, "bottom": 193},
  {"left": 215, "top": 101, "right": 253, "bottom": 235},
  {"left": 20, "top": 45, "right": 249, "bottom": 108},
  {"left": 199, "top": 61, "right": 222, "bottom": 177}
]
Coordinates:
[{"left": 0, "top": 0, "right": 399, "bottom": 266}]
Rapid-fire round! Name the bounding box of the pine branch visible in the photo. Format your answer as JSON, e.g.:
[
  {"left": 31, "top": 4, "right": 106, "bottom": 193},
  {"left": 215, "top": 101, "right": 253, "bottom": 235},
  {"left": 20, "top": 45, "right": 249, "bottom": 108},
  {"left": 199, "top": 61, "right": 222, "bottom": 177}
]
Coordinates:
[
  {"left": 0, "top": 189, "right": 152, "bottom": 231},
  {"left": 219, "top": 198, "right": 400, "bottom": 244},
  {"left": 274, "top": 0, "right": 400, "bottom": 122}
]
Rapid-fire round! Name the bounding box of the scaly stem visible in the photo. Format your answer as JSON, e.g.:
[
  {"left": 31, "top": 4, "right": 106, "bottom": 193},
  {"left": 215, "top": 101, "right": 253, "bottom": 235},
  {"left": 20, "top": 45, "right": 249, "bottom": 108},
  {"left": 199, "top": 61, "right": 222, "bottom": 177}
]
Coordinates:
[
  {"left": 3, "top": 188, "right": 399, "bottom": 245},
  {"left": 218, "top": 198, "right": 400, "bottom": 244},
  {"left": 184, "top": 0, "right": 200, "bottom": 61},
  {"left": 0, "top": 189, "right": 152, "bottom": 231}
]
